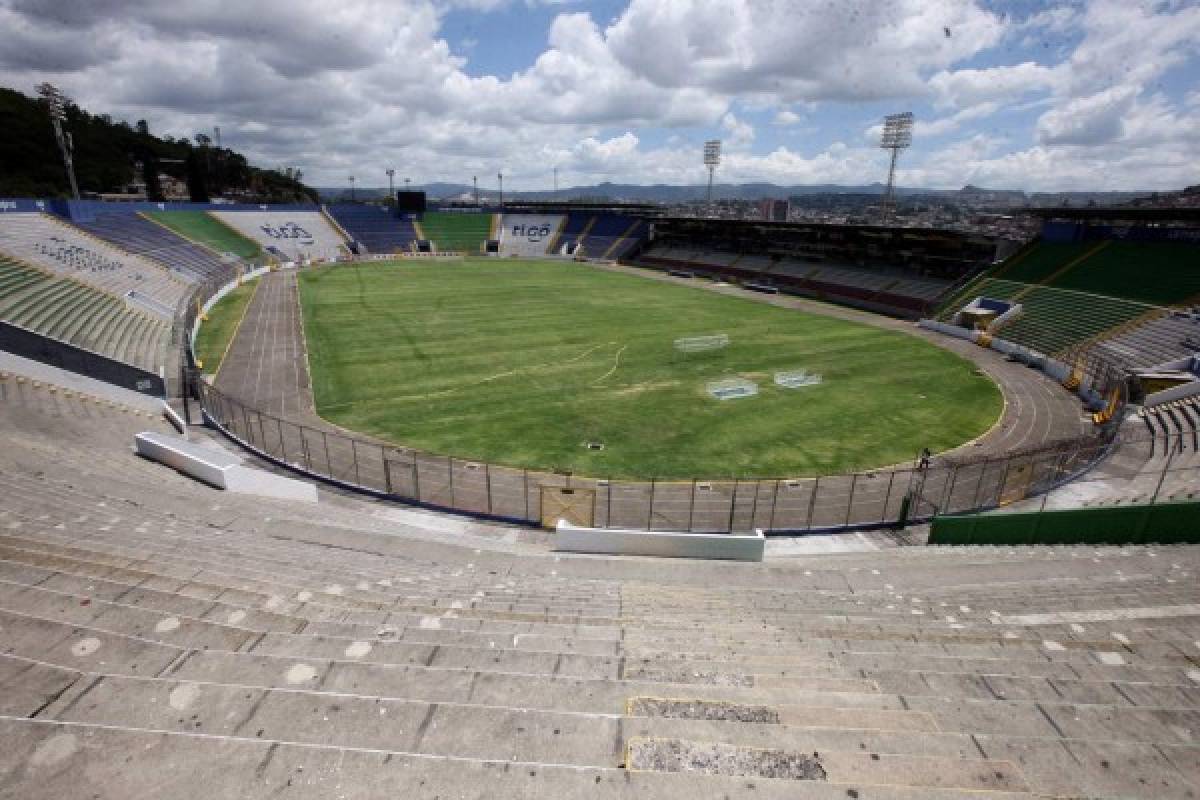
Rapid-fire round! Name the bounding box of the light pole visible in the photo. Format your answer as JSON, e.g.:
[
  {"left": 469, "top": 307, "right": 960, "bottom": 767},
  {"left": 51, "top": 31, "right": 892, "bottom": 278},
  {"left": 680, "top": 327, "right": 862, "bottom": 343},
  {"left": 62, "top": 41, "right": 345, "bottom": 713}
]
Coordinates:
[
  {"left": 348, "top": 175, "right": 356, "bottom": 202},
  {"left": 385, "top": 168, "right": 395, "bottom": 203},
  {"left": 498, "top": 172, "right": 503, "bottom": 208},
  {"left": 473, "top": 175, "right": 478, "bottom": 205},
  {"left": 37, "top": 83, "right": 80, "bottom": 199},
  {"left": 703, "top": 140, "right": 721, "bottom": 206},
  {"left": 879, "top": 112, "right": 913, "bottom": 224}
]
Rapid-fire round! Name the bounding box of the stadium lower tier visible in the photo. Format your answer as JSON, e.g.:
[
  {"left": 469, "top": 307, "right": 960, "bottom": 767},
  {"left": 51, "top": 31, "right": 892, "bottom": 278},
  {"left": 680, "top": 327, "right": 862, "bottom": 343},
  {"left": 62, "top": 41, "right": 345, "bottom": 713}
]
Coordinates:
[
  {"left": 0, "top": 255, "right": 172, "bottom": 373},
  {"left": 0, "top": 362, "right": 1198, "bottom": 799}
]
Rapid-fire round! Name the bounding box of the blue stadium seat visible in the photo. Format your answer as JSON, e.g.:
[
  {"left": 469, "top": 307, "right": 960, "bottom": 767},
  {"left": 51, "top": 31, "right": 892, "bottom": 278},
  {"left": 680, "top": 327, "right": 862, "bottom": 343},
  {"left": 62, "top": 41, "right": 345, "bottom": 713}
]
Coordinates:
[{"left": 326, "top": 205, "right": 418, "bottom": 254}]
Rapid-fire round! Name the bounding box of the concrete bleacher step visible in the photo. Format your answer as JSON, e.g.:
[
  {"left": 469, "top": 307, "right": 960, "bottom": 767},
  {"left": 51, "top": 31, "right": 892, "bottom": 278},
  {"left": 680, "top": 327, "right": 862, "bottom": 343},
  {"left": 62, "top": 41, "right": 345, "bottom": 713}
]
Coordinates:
[
  {"left": 46, "top": 291, "right": 110, "bottom": 342},
  {"left": 3, "top": 364, "right": 1199, "bottom": 796},
  {"left": 0, "top": 717, "right": 1044, "bottom": 799},
  {"left": 0, "top": 653, "right": 1047, "bottom": 793},
  {"left": 4, "top": 646, "right": 1196, "bottom": 796}
]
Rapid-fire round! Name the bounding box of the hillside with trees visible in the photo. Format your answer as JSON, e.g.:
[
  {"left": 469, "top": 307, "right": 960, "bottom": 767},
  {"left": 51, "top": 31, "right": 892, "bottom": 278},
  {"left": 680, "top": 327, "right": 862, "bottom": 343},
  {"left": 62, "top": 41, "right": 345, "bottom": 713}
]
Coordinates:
[{"left": 0, "top": 86, "right": 316, "bottom": 203}]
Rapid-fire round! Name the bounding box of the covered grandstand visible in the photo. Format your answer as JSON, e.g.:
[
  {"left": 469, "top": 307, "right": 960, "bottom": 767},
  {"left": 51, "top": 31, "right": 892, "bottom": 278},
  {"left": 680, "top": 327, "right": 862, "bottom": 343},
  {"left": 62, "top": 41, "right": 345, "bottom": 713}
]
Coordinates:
[{"left": 635, "top": 218, "right": 1002, "bottom": 318}]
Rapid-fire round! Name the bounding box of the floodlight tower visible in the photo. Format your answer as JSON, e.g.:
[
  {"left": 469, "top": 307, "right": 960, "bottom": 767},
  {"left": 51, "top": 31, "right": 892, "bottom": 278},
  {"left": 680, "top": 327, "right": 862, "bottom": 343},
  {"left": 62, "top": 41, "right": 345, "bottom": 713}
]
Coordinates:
[
  {"left": 348, "top": 175, "right": 356, "bottom": 202},
  {"left": 385, "top": 168, "right": 395, "bottom": 202},
  {"left": 37, "top": 83, "right": 80, "bottom": 200},
  {"left": 703, "top": 139, "right": 721, "bottom": 205},
  {"left": 879, "top": 111, "right": 913, "bottom": 223},
  {"left": 498, "top": 172, "right": 504, "bottom": 208}
]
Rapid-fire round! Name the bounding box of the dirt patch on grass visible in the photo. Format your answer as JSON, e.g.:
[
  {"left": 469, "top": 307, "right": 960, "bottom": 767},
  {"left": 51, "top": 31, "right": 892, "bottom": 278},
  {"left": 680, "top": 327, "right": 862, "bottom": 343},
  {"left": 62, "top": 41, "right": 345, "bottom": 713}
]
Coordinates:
[{"left": 613, "top": 380, "right": 680, "bottom": 396}]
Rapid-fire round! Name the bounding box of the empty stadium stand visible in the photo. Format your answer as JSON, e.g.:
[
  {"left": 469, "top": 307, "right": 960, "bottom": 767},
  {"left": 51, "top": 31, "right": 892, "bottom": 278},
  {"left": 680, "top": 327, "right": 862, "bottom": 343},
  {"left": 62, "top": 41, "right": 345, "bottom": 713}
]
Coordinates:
[
  {"left": 941, "top": 232, "right": 1200, "bottom": 366},
  {"left": 552, "top": 212, "right": 593, "bottom": 254},
  {"left": 0, "top": 256, "right": 171, "bottom": 373},
  {"left": 210, "top": 211, "right": 348, "bottom": 262},
  {"left": 631, "top": 218, "right": 993, "bottom": 318},
  {"left": 640, "top": 243, "right": 953, "bottom": 318},
  {"left": 0, "top": 212, "right": 192, "bottom": 316},
  {"left": 585, "top": 215, "right": 646, "bottom": 259},
  {"left": 326, "top": 205, "right": 418, "bottom": 254},
  {"left": 74, "top": 210, "right": 234, "bottom": 282},
  {"left": 0, "top": 367, "right": 1199, "bottom": 798},
  {"left": 144, "top": 211, "right": 263, "bottom": 260},
  {"left": 418, "top": 211, "right": 495, "bottom": 254},
  {"left": 1094, "top": 311, "right": 1200, "bottom": 370},
  {"left": 995, "top": 240, "right": 1200, "bottom": 306}
]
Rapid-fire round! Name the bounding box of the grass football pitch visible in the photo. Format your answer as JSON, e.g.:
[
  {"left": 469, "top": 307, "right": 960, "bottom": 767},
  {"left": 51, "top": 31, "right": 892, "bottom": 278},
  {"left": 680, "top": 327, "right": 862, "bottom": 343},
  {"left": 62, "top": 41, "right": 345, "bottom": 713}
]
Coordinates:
[{"left": 297, "top": 259, "right": 1001, "bottom": 479}]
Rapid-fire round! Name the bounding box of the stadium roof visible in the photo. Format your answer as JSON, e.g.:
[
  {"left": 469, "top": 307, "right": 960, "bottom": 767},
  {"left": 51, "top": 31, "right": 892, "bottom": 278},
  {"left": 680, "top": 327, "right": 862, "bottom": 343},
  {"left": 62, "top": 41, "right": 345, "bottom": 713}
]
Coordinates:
[{"left": 1021, "top": 206, "right": 1200, "bottom": 223}]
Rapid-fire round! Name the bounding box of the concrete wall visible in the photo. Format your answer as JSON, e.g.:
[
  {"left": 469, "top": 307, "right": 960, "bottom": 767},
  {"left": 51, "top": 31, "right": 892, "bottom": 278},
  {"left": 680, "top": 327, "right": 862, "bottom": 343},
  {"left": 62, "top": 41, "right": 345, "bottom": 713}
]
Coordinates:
[
  {"left": 930, "top": 501, "right": 1200, "bottom": 546},
  {"left": 554, "top": 522, "right": 765, "bottom": 561}
]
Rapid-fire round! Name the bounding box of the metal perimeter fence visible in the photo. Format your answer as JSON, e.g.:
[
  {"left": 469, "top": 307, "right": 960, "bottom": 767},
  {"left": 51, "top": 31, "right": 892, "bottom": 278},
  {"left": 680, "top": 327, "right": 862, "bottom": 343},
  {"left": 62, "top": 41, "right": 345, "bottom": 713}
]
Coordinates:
[
  {"left": 182, "top": 257, "right": 1200, "bottom": 534},
  {"left": 190, "top": 372, "right": 1180, "bottom": 534}
]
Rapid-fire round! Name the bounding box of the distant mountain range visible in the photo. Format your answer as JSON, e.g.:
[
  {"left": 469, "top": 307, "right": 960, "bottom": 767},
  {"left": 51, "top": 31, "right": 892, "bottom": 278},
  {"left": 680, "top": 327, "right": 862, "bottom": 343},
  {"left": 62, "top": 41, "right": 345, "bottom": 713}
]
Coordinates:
[{"left": 317, "top": 181, "right": 1154, "bottom": 208}]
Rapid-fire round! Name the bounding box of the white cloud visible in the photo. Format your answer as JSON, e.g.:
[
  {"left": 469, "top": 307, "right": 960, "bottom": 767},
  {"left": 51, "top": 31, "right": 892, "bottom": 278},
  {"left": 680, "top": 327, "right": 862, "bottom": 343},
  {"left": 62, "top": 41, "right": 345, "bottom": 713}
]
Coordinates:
[
  {"left": 720, "top": 112, "right": 754, "bottom": 148},
  {"left": 603, "top": 0, "right": 1005, "bottom": 102},
  {"left": 0, "top": 0, "right": 1196, "bottom": 191},
  {"left": 928, "top": 62, "right": 1060, "bottom": 110},
  {"left": 1036, "top": 85, "right": 1137, "bottom": 145}
]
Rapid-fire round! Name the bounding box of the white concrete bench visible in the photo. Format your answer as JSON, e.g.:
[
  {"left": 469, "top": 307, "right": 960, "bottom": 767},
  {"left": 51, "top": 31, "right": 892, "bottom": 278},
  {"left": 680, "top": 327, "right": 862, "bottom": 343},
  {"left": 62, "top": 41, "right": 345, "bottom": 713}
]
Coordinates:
[
  {"left": 554, "top": 521, "right": 764, "bottom": 562},
  {"left": 134, "top": 431, "right": 317, "bottom": 502}
]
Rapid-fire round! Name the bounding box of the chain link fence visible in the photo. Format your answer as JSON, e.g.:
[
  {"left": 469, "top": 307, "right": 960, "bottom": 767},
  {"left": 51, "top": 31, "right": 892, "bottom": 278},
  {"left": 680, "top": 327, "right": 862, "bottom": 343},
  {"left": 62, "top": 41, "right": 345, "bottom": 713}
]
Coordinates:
[{"left": 192, "top": 376, "right": 1177, "bottom": 533}]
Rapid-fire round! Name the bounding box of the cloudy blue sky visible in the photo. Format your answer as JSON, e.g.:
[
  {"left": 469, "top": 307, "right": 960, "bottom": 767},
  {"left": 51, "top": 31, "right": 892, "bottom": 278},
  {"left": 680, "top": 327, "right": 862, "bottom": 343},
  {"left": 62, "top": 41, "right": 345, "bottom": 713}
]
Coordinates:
[{"left": 1, "top": 0, "right": 1198, "bottom": 191}]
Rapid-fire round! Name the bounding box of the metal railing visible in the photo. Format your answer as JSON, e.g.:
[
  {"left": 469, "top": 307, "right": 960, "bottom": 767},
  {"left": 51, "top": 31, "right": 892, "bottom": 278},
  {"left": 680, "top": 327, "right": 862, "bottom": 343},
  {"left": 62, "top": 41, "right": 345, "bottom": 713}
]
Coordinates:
[{"left": 193, "top": 376, "right": 1151, "bottom": 533}]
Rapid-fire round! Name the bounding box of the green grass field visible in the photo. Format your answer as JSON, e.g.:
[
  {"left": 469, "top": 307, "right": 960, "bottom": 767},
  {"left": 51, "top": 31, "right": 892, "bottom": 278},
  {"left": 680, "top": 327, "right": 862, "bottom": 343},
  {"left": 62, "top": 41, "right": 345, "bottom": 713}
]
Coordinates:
[
  {"left": 146, "top": 211, "right": 262, "bottom": 259},
  {"left": 297, "top": 259, "right": 1001, "bottom": 479},
  {"left": 194, "top": 278, "right": 258, "bottom": 374}
]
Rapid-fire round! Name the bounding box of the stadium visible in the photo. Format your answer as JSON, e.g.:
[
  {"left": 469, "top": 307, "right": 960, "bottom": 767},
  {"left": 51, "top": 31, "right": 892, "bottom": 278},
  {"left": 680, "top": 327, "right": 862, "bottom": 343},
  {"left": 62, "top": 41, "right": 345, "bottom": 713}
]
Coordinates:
[{"left": 1, "top": 6, "right": 1200, "bottom": 794}]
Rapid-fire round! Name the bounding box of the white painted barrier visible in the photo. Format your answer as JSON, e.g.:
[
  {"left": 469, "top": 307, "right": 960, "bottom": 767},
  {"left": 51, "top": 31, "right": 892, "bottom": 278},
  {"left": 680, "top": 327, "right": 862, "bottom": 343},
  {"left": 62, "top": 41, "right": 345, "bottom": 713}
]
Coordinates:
[
  {"left": 135, "top": 431, "right": 317, "bottom": 502},
  {"left": 135, "top": 431, "right": 240, "bottom": 488},
  {"left": 554, "top": 521, "right": 764, "bottom": 562}
]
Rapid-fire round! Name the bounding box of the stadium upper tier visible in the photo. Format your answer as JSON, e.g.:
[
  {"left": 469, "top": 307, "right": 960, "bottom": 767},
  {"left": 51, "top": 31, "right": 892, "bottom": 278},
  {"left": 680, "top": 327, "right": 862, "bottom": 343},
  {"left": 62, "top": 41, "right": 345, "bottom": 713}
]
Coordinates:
[
  {"left": 0, "top": 255, "right": 170, "bottom": 372},
  {"left": 942, "top": 237, "right": 1200, "bottom": 366},
  {"left": 418, "top": 211, "right": 495, "bottom": 253},
  {"left": 326, "top": 204, "right": 417, "bottom": 254},
  {"left": 74, "top": 210, "right": 234, "bottom": 282},
  {"left": 994, "top": 240, "right": 1200, "bottom": 305},
  {"left": 210, "top": 210, "right": 348, "bottom": 262},
  {"left": 0, "top": 212, "right": 192, "bottom": 316},
  {"left": 143, "top": 211, "right": 263, "bottom": 260}
]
